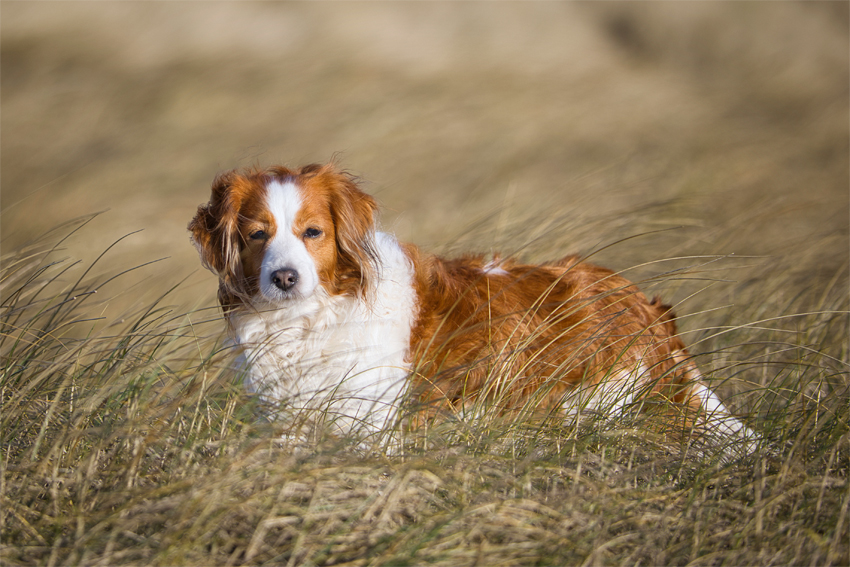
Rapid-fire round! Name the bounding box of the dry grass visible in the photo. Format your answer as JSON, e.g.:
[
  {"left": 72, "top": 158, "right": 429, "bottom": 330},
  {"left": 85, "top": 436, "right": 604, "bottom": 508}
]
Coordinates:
[
  {"left": 2, "top": 3, "right": 848, "bottom": 566},
  {"left": 1, "top": 214, "right": 847, "bottom": 566}
]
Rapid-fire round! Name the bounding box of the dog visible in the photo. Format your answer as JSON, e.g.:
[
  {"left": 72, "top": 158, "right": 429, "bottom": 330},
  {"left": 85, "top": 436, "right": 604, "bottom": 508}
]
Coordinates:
[{"left": 189, "top": 163, "right": 752, "bottom": 444}]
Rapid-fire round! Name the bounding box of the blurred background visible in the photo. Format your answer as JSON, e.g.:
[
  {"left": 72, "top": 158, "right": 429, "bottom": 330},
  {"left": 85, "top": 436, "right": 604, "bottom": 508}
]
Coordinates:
[{"left": 2, "top": 2, "right": 847, "bottom": 330}]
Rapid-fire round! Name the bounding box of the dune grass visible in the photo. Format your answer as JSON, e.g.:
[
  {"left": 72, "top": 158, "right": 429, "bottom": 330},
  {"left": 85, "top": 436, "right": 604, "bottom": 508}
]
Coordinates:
[{"left": 1, "top": 220, "right": 848, "bottom": 567}]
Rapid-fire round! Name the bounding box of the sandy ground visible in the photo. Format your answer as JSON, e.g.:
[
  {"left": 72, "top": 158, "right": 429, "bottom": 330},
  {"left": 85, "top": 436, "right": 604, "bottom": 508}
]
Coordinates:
[{"left": 2, "top": 2, "right": 847, "bottom": 323}]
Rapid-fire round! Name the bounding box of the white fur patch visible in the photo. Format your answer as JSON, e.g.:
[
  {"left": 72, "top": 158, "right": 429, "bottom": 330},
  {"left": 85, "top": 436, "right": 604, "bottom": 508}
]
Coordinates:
[
  {"left": 561, "top": 365, "right": 646, "bottom": 417},
  {"left": 260, "top": 180, "right": 319, "bottom": 301},
  {"left": 232, "top": 230, "right": 418, "bottom": 436},
  {"left": 482, "top": 259, "right": 508, "bottom": 276},
  {"left": 691, "top": 382, "right": 754, "bottom": 438}
]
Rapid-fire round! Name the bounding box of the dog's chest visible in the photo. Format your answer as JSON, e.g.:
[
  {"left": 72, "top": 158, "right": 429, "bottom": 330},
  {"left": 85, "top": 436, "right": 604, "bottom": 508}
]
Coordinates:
[{"left": 231, "top": 236, "right": 418, "bottom": 417}]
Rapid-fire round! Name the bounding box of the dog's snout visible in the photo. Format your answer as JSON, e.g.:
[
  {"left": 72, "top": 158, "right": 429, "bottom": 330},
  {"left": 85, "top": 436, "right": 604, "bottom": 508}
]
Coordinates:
[{"left": 272, "top": 268, "right": 299, "bottom": 291}]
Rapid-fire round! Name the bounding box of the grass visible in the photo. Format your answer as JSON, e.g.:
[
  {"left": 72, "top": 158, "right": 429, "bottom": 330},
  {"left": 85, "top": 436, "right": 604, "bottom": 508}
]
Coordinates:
[
  {"left": 1, "top": 217, "right": 848, "bottom": 567},
  {"left": 2, "top": 2, "right": 846, "bottom": 564}
]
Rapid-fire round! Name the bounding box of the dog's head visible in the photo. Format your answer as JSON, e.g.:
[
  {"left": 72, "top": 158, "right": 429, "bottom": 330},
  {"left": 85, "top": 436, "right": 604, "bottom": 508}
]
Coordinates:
[{"left": 189, "top": 164, "right": 379, "bottom": 309}]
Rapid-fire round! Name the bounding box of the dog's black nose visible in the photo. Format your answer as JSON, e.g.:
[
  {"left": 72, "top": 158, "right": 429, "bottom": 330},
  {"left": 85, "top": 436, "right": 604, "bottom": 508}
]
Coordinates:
[{"left": 271, "top": 268, "right": 299, "bottom": 291}]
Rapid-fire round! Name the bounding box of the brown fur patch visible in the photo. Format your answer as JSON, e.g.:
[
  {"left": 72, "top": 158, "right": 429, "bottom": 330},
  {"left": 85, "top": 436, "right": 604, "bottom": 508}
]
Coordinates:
[{"left": 406, "top": 250, "right": 695, "bottom": 423}]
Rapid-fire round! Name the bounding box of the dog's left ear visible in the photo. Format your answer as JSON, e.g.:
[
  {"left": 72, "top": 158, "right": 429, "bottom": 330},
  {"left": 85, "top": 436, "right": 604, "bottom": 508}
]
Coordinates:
[{"left": 321, "top": 167, "right": 379, "bottom": 295}]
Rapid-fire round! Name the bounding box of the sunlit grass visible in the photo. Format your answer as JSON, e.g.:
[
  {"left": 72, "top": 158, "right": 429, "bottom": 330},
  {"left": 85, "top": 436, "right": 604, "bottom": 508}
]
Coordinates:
[{"left": 1, "top": 219, "right": 847, "bottom": 566}]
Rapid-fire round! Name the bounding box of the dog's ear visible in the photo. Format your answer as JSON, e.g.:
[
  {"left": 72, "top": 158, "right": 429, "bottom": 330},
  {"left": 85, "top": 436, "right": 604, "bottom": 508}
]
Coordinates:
[
  {"left": 322, "top": 167, "right": 379, "bottom": 295},
  {"left": 189, "top": 171, "right": 244, "bottom": 290}
]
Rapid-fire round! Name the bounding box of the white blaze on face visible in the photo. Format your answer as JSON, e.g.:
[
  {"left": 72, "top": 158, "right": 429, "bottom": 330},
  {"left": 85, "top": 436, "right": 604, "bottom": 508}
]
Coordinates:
[{"left": 259, "top": 179, "right": 320, "bottom": 301}]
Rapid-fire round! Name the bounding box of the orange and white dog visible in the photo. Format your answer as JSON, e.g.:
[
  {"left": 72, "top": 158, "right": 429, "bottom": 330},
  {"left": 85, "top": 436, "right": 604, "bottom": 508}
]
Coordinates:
[{"left": 190, "top": 163, "right": 751, "bottom": 442}]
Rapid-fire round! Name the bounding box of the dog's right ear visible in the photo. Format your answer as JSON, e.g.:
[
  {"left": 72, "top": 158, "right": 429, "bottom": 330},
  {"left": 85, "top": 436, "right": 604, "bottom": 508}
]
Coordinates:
[{"left": 188, "top": 171, "right": 241, "bottom": 281}]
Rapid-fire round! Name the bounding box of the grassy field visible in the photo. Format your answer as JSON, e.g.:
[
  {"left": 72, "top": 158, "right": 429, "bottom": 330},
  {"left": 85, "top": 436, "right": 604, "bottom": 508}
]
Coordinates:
[{"left": 2, "top": 3, "right": 848, "bottom": 565}]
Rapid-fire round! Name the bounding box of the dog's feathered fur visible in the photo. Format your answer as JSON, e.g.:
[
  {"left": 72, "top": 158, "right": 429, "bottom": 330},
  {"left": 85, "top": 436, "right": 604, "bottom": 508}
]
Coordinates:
[{"left": 190, "top": 163, "right": 753, "bottom": 442}]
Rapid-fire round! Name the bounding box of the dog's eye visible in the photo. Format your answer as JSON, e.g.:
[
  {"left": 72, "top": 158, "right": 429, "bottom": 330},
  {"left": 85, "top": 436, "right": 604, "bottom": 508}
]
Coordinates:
[
  {"left": 249, "top": 230, "right": 268, "bottom": 241},
  {"left": 303, "top": 227, "right": 322, "bottom": 239}
]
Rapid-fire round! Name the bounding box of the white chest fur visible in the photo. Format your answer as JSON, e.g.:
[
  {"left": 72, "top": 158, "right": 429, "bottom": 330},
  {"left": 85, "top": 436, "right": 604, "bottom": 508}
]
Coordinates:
[{"left": 229, "top": 232, "right": 418, "bottom": 434}]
